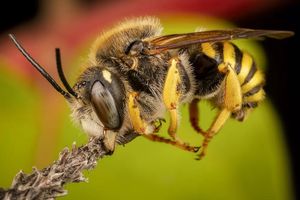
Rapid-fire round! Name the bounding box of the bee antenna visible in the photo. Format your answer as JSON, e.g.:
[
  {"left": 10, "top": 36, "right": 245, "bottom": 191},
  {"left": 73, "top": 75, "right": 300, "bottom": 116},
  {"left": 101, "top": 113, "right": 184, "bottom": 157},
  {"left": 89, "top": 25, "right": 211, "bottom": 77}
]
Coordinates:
[
  {"left": 9, "top": 34, "right": 72, "bottom": 99},
  {"left": 55, "top": 48, "right": 78, "bottom": 98}
]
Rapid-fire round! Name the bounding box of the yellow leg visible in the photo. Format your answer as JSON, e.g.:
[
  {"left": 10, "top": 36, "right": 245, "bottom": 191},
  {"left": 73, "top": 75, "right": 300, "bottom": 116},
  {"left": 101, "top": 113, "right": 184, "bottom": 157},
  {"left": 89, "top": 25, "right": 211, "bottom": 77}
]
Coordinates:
[
  {"left": 128, "top": 92, "right": 198, "bottom": 153},
  {"left": 144, "top": 134, "right": 199, "bottom": 152},
  {"left": 197, "top": 109, "right": 231, "bottom": 159},
  {"left": 189, "top": 99, "right": 205, "bottom": 136},
  {"left": 197, "top": 63, "right": 243, "bottom": 159},
  {"left": 219, "top": 63, "right": 242, "bottom": 112},
  {"left": 128, "top": 92, "right": 152, "bottom": 134},
  {"left": 162, "top": 58, "right": 200, "bottom": 152},
  {"left": 163, "top": 58, "right": 182, "bottom": 141}
]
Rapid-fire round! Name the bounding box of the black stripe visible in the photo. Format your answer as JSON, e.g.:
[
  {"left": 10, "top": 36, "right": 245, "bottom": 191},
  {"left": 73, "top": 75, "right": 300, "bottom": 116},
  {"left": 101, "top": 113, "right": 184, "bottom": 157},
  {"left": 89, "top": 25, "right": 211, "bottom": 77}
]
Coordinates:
[
  {"left": 189, "top": 52, "right": 225, "bottom": 97},
  {"left": 212, "top": 42, "right": 223, "bottom": 63},
  {"left": 233, "top": 44, "right": 242, "bottom": 74},
  {"left": 178, "top": 62, "right": 191, "bottom": 93},
  {"left": 243, "top": 85, "right": 263, "bottom": 97},
  {"left": 243, "top": 102, "right": 258, "bottom": 108},
  {"left": 242, "top": 61, "right": 257, "bottom": 85}
]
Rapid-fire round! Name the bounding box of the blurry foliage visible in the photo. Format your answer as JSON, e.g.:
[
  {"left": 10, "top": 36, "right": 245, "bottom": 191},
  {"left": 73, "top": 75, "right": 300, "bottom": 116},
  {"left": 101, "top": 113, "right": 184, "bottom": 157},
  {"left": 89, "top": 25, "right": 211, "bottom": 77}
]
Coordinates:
[
  {"left": 0, "top": 15, "right": 293, "bottom": 200},
  {"left": 0, "top": 65, "right": 40, "bottom": 185}
]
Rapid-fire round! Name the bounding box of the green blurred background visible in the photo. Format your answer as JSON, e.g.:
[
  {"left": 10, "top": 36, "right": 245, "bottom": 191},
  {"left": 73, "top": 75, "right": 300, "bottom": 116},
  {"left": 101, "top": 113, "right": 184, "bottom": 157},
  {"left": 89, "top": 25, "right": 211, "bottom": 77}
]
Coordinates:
[{"left": 0, "top": 0, "right": 297, "bottom": 199}]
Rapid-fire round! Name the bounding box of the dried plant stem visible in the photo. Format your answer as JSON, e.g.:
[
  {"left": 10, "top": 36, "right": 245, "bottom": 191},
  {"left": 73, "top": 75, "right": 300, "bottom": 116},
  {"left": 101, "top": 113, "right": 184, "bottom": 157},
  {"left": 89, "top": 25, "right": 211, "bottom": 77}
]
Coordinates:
[{"left": 0, "top": 135, "right": 131, "bottom": 200}]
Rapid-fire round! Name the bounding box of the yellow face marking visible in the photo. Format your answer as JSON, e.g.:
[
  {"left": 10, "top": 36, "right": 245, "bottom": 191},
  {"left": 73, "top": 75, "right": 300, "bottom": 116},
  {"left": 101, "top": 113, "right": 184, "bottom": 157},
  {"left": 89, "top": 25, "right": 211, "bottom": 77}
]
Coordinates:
[
  {"left": 244, "top": 89, "right": 265, "bottom": 102},
  {"left": 102, "top": 70, "right": 112, "bottom": 83},
  {"left": 242, "top": 70, "right": 264, "bottom": 93},
  {"left": 201, "top": 43, "right": 216, "bottom": 59},
  {"left": 238, "top": 52, "right": 253, "bottom": 84},
  {"left": 223, "top": 42, "right": 236, "bottom": 68}
]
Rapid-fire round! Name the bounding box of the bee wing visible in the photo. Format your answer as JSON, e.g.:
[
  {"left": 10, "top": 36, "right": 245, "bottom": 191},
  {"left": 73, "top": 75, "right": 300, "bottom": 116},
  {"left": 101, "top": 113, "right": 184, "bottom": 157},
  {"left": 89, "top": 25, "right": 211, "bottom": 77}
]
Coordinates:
[{"left": 147, "top": 28, "right": 294, "bottom": 53}]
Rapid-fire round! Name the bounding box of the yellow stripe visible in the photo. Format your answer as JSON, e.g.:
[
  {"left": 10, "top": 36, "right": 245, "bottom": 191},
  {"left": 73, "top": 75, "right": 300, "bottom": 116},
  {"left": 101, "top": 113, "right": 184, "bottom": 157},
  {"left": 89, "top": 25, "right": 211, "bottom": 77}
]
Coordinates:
[
  {"left": 223, "top": 42, "right": 236, "bottom": 68},
  {"left": 201, "top": 43, "right": 216, "bottom": 58},
  {"left": 238, "top": 52, "right": 253, "bottom": 84},
  {"left": 242, "top": 70, "right": 265, "bottom": 93},
  {"left": 244, "top": 89, "right": 265, "bottom": 102}
]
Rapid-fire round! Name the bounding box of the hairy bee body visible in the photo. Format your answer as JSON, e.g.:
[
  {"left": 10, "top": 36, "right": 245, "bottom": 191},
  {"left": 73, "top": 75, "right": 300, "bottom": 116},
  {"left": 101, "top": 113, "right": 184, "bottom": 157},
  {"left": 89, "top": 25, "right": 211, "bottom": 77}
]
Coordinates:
[
  {"left": 68, "top": 17, "right": 290, "bottom": 156},
  {"left": 10, "top": 17, "right": 293, "bottom": 158}
]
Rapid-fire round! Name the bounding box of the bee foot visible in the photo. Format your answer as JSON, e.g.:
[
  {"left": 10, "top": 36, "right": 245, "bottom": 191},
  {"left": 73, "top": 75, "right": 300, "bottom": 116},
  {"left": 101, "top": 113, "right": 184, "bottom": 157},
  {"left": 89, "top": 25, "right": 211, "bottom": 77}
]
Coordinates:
[
  {"left": 193, "top": 146, "right": 201, "bottom": 153},
  {"left": 195, "top": 151, "right": 206, "bottom": 160}
]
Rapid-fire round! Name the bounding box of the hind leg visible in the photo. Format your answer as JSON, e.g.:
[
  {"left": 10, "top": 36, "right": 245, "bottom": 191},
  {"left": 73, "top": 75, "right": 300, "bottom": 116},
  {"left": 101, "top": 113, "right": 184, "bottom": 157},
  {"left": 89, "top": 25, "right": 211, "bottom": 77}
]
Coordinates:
[{"left": 197, "top": 63, "right": 242, "bottom": 159}]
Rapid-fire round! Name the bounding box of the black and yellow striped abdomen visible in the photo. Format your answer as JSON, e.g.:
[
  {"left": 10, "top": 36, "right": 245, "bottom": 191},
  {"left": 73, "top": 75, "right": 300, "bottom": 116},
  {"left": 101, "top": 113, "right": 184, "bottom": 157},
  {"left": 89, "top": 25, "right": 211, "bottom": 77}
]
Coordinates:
[{"left": 199, "top": 41, "right": 265, "bottom": 109}]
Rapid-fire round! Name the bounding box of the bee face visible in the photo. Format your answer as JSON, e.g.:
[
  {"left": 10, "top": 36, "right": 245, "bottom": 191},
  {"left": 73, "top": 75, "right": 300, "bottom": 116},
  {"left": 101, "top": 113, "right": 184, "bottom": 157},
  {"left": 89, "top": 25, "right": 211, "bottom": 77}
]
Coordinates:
[{"left": 71, "top": 66, "right": 126, "bottom": 132}]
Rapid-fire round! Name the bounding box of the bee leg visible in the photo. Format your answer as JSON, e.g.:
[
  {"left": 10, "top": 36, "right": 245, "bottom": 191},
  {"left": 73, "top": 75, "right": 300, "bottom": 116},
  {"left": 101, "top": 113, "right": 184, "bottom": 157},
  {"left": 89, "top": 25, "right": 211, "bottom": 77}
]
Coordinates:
[
  {"left": 128, "top": 92, "right": 198, "bottom": 153},
  {"left": 197, "top": 109, "right": 231, "bottom": 159},
  {"left": 128, "top": 92, "right": 154, "bottom": 134},
  {"left": 143, "top": 134, "right": 199, "bottom": 152},
  {"left": 163, "top": 58, "right": 183, "bottom": 141},
  {"left": 163, "top": 58, "right": 200, "bottom": 152},
  {"left": 198, "top": 63, "right": 242, "bottom": 159},
  {"left": 189, "top": 99, "right": 205, "bottom": 136},
  {"left": 153, "top": 118, "right": 166, "bottom": 133}
]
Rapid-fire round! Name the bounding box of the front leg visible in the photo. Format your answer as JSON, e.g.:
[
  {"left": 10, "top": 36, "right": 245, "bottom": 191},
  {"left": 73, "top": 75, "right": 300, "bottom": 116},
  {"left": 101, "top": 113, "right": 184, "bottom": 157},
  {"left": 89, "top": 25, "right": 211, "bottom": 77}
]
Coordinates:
[
  {"left": 128, "top": 92, "right": 198, "bottom": 153},
  {"left": 128, "top": 92, "right": 154, "bottom": 134}
]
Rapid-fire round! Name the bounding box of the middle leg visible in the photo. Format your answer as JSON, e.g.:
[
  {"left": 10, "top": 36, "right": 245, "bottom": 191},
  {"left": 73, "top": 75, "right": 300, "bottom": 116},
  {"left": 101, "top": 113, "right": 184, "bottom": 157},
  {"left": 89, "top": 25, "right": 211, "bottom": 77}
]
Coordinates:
[
  {"left": 197, "top": 62, "right": 243, "bottom": 159},
  {"left": 189, "top": 98, "right": 205, "bottom": 136},
  {"left": 162, "top": 58, "right": 199, "bottom": 153},
  {"left": 163, "top": 58, "right": 185, "bottom": 142}
]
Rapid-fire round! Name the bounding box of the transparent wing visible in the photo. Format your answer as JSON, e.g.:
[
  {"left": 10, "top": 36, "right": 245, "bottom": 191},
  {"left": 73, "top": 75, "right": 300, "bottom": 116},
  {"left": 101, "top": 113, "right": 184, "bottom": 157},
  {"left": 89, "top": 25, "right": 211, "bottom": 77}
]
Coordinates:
[{"left": 147, "top": 28, "right": 294, "bottom": 53}]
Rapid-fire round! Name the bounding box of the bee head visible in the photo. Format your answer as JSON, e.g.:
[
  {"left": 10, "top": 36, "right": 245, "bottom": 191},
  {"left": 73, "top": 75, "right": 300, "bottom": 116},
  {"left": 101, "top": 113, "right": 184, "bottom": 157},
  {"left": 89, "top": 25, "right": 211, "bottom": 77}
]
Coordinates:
[
  {"left": 9, "top": 34, "right": 125, "bottom": 133},
  {"left": 74, "top": 67, "right": 125, "bottom": 131}
]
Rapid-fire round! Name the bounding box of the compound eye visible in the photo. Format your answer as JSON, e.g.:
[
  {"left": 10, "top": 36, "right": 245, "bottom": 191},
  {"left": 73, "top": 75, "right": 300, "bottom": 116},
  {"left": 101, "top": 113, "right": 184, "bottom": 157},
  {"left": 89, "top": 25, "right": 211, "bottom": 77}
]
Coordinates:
[{"left": 90, "top": 81, "right": 121, "bottom": 130}]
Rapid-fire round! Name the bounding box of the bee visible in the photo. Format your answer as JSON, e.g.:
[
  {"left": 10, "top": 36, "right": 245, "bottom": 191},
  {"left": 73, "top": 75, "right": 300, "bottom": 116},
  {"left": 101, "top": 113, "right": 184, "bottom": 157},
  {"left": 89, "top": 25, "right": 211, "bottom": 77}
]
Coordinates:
[{"left": 9, "top": 17, "right": 294, "bottom": 159}]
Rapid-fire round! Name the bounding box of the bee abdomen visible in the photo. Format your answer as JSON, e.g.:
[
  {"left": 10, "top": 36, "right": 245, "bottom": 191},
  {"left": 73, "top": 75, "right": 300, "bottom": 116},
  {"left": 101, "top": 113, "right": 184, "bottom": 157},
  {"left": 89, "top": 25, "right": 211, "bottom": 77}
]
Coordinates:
[
  {"left": 237, "top": 47, "right": 265, "bottom": 105},
  {"left": 243, "top": 85, "right": 265, "bottom": 107},
  {"left": 201, "top": 42, "right": 265, "bottom": 105}
]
